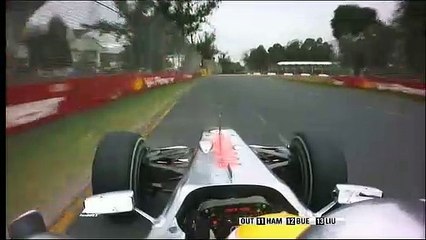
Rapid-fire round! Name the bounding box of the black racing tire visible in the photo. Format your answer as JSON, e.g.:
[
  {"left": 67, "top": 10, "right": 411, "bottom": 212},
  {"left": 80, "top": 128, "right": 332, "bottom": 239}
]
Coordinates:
[
  {"left": 8, "top": 210, "right": 47, "bottom": 239},
  {"left": 288, "top": 132, "right": 348, "bottom": 212},
  {"left": 92, "top": 131, "right": 148, "bottom": 220}
]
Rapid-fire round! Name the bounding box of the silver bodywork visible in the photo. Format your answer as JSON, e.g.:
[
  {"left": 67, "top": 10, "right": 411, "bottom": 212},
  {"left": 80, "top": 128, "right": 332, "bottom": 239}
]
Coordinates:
[
  {"left": 11, "top": 128, "right": 423, "bottom": 239},
  {"left": 146, "top": 128, "right": 314, "bottom": 238}
]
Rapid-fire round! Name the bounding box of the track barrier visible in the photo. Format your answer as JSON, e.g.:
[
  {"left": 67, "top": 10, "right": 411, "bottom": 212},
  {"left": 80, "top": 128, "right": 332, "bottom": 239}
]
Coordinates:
[{"left": 6, "top": 71, "right": 195, "bottom": 135}]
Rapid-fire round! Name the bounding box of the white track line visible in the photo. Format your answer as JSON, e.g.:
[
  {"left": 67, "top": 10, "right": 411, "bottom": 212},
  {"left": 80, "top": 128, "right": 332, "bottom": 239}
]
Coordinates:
[{"left": 257, "top": 114, "right": 267, "bottom": 125}]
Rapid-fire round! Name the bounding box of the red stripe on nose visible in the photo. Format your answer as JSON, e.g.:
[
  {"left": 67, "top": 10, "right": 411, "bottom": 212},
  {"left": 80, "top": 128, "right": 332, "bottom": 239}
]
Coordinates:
[{"left": 212, "top": 131, "right": 239, "bottom": 168}]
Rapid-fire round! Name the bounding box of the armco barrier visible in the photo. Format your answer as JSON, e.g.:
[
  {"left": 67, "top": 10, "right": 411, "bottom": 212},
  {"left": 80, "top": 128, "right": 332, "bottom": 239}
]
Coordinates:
[
  {"left": 334, "top": 75, "right": 425, "bottom": 90},
  {"left": 6, "top": 71, "right": 194, "bottom": 135},
  {"left": 332, "top": 75, "right": 425, "bottom": 96},
  {"left": 364, "top": 75, "right": 425, "bottom": 90}
]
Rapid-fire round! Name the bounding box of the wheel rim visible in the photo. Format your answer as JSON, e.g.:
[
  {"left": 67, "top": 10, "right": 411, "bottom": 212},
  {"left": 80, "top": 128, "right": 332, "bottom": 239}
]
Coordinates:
[{"left": 130, "top": 138, "right": 145, "bottom": 203}]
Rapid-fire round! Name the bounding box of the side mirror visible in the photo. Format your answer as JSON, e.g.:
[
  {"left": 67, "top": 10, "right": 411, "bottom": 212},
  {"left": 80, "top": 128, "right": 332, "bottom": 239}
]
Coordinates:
[
  {"left": 315, "top": 184, "right": 383, "bottom": 217},
  {"left": 80, "top": 190, "right": 155, "bottom": 224},
  {"left": 334, "top": 184, "right": 383, "bottom": 204},
  {"left": 81, "top": 190, "right": 134, "bottom": 216}
]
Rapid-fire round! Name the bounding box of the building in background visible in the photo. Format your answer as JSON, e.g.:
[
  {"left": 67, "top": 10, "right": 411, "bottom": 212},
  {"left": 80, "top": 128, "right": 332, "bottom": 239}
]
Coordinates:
[
  {"left": 165, "top": 54, "right": 185, "bottom": 69},
  {"left": 20, "top": 1, "right": 126, "bottom": 75},
  {"left": 69, "top": 30, "right": 125, "bottom": 72}
]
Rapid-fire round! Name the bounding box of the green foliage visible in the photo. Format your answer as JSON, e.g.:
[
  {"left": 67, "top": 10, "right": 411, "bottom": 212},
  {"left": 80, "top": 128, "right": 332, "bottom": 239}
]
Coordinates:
[
  {"left": 284, "top": 40, "right": 302, "bottom": 61},
  {"left": 195, "top": 32, "right": 219, "bottom": 60},
  {"left": 218, "top": 52, "right": 244, "bottom": 74},
  {"left": 244, "top": 45, "right": 269, "bottom": 72},
  {"left": 243, "top": 38, "right": 334, "bottom": 71},
  {"left": 160, "top": 0, "right": 220, "bottom": 43},
  {"left": 331, "top": 5, "right": 383, "bottom": 75},
  {"left": 268, "top": 43, "right": 285, "bottom": 64},
  {"left": 331, "top": 2, "right": 425, "bottom": 79},
  {"left": 363, "top": 23, "right": 397, "bottom": 68},
  {"left": 25, "top": 16, "right": 73, "bottom": 70},
  {"left": 331, "top": 5, "right": 379, "bottom": 39},
  {"left": 393, "top": 1, "right": 426, "bottom": 78},
  {"left": 82, "top": 0, "right": 220, "bottom": 71}
]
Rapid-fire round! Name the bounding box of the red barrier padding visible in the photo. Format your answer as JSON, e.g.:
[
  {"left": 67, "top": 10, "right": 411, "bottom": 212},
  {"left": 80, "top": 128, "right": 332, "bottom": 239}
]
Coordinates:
[
  {"left": 7, "top": 81, "right": 73, "bottom": 105},
  {"left": 333, "top": 75, "right": 425, "bottom": 90},
  {"left": 6, "top": 71, "right": 194, "bottom": 135},
  {"left": 364, "top": 75, "right": 425, "bottom": 90}
]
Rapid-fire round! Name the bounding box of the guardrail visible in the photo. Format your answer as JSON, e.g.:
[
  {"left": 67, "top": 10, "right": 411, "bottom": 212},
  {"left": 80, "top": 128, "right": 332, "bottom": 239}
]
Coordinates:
[
  {"left": 6, "top": 71, "right": 196, "bottom": 135},
  {"left": 272, "top": 72, "right": 425, "bottom": 96},
  {"left": 332, "top": 75, "right": 425, "bottom": 96}
]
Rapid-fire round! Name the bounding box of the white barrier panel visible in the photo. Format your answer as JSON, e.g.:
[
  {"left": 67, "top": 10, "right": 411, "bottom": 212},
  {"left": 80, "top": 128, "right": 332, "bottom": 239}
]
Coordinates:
[
  {"left": 376, "top": 83, "right": 426, "bottom": 96},
  {"left": 267, "top": 72, "right": 277, "bottom": 76},
  {"left": 144, "top": 76, "right": 175, "bottom": 88},
  {"left": 6, "top": 97, "right": 66, "bottom": 128},
  {"left": 300, "top": 73, "right": 311, "bottom": 76},
  {"left": 49, "top": 83, "right": 71, "bottom": 93},
  {"left": 333, "top": 80, "right": 344, "bottom": 86},
  {"left": 318, "top": 74, "right": 329, "bottom": 77},
  {"left": 376, "top": 83, "right": 409, "bottom": 92},
  {"left": 253, "top": 72, "right": 261, "bottom": 75},
  {"left": 283, "top": 73, "right": 294, "bottom": 76}
]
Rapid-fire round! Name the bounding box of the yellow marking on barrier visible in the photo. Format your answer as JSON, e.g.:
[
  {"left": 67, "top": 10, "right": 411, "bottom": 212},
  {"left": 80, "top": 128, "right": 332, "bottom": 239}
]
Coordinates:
[
  {"left": 133, "top": 77, "right": 144, "bottom": 91},
  {"left": 362, "top": 81, "right": 377, "bottom": 89},
  {"left": 200, "top": 68, "right": 208, "bottom": 77}
]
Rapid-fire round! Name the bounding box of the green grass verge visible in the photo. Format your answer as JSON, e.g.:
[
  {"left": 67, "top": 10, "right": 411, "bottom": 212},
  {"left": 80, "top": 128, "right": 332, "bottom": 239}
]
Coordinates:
[{"left": 6, "top": 81, "right": 194, "bottom": 224}]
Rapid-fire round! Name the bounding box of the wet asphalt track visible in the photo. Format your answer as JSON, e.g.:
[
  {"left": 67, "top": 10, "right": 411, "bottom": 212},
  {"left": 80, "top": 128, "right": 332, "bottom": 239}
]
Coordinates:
[{"left": 68, "top": 75, "right": 425, "bottom": 238}]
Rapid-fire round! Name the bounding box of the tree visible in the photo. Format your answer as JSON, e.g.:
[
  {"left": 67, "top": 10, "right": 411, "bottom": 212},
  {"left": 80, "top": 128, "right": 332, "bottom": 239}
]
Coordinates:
[
  {"left": 310, "top": 38, "right": 333, "bottom": 61},
  {"left": 285, "top": 40, "right": 302, "bottom": 61},
  {"left": 218, "top": 52, "right": 244, "bottom": 74},
  {"left": 331, "top": 5, "right": 380, "bottom": 75},
  {"left": 160, "top": 0, "right": 220, "bottom": 44},
  {"left": 244, "top": 45, "right": 269, "bottom": 72},
  {"left": 7, "top": 1, "right": 47, "bottom": 54},
  {"left": 242, "top": 51, "right": 254, "bottom": 70},
  {"left": 363, "top": 23, "right": 397, "bottom": 69},
  {"left": 331, "top": 5, "right": 379, "bottom": 39},
  {"left": 393, "top": 0, "right": 426, "bottom": 78},
  {"left": 268, "top": 43, "right": 285, "bottom": 64},
  {"left": 25, "top": 16, "right": 73, "bottom": 70},
  {"left": 243, "top": 38, "right": 334, "bottom": 71},
  {"left": 82, "top": 0, "right": 220, "bottom": 71},
  {"left": 195, "top": 32, "right": 218, "bottom": 60}
]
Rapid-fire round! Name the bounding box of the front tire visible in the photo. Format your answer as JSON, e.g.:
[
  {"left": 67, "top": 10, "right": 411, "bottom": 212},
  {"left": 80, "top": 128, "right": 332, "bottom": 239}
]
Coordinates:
[
  {"left": 92, "top": 131, "right": 148, "bottom": 215},
  {"left": 289, "top": 132, "right": 348, "bottom": 212}
]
